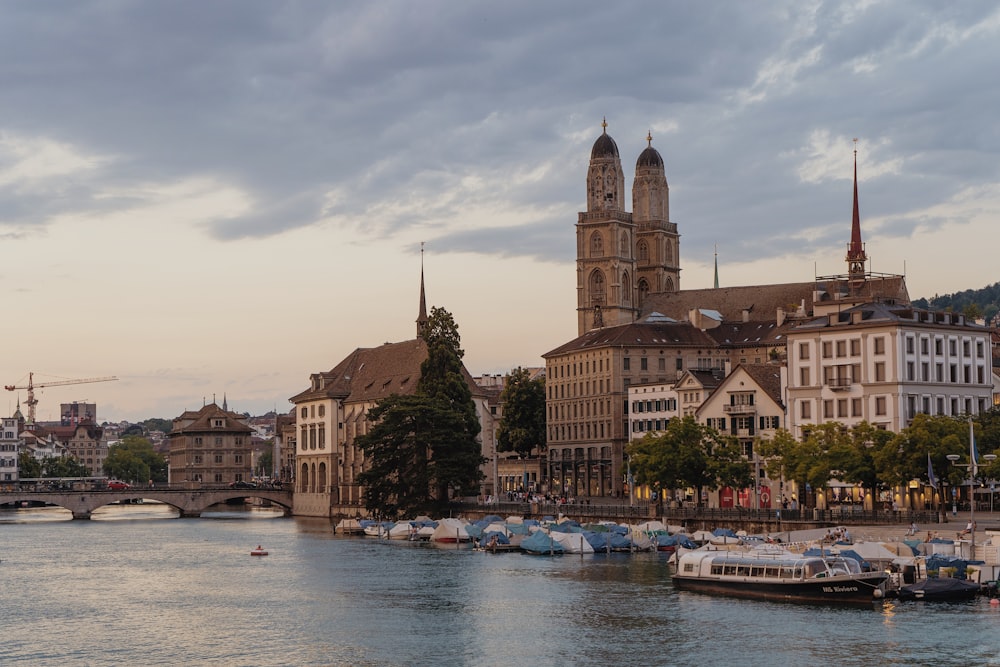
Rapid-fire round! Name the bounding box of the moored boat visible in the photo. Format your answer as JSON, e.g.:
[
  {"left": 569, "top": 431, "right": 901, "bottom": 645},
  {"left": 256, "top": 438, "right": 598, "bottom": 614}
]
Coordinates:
[
  {"left": 897, "top": 577, "right": 980, "bottom": 602},
  {"left": 250, "top": 545, "right": 269, "bottom": 556},
  {"left": 672, "top": 547, "right": 887, "bottom": 604}
]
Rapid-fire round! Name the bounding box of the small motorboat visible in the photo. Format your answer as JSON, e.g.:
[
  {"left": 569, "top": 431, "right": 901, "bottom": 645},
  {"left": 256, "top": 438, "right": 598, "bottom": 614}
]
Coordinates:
[
  {"left": 898, "top": 577, "right": 980, "bottom": 601},
  {"left": 250, "top": 545, "right": 269, "bottom": 557}
]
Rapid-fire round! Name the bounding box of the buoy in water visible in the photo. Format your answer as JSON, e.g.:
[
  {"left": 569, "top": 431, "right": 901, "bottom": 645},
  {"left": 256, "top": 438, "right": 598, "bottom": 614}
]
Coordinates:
[{"left": 990, "top": 598, "right": 999, "bottom": 606}]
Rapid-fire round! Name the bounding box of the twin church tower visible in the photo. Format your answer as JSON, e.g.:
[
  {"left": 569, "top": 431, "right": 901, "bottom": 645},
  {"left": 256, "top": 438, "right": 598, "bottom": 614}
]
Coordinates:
[{"left": 576, "top": 120, "right": 681, "bottom": 336}]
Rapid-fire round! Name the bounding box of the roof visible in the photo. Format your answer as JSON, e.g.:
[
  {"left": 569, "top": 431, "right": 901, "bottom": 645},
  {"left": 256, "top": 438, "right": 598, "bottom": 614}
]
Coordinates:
[
  {"left": 636, "top": 145, "right": 664, "bottom": 168},
  {"left": 640, "top": 275, "right": 909, "bottom": 323},
  {"left": 289, "top": 337, "right": 486, "bottom": 405},
  {"left": 170, "top": 403, "right": 254, "bottom": 435},
  {"left": 591, "top": 131, "right": 619, "bottom": 160},
  {"left": 706, "top": 320, "right": 795, "bottom": 347},
  {"left": 738, "top": 364, "right": 784, "bottom": 406},
  {"left": 543, "top": 321, "right": 718, "bottom": 357}
]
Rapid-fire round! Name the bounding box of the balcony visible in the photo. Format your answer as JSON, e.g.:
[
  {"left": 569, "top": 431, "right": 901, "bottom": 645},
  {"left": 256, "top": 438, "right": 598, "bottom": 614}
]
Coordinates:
[
  {"left": 827, "top": 378, "right": 853, "bottom": 392},
  {"left": 723, "top": 404, "right": 756, "bottom": 415}
]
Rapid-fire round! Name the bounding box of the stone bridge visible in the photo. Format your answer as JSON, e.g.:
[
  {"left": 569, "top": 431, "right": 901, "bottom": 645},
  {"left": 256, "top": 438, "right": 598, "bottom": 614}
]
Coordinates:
[{"left": 0, "top": 486, "right": 294, "bottom": 520}]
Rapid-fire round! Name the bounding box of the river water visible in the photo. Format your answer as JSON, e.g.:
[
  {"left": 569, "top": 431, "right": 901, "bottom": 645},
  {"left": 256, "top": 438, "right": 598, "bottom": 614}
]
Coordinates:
[{"left": 3, "top": 503, "right": 1000, "bottom": 666}]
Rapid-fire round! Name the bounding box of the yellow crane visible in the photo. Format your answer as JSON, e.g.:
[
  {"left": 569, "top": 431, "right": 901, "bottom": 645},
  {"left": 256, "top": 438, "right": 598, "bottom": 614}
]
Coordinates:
[{"left": 4, "top": 372, "right": 119, "bottom": 423}]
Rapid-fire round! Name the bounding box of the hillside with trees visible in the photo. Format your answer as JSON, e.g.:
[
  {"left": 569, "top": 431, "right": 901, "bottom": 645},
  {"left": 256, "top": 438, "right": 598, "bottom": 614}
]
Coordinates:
[{"left": 913, "top": 281, "right": 1000, "bottom": 323}]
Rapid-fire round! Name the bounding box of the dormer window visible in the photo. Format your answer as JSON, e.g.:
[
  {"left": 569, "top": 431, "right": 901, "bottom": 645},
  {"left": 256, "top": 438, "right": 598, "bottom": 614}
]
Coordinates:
[{"left": 213, "top": 419, "right": 225, "bottom": 428}]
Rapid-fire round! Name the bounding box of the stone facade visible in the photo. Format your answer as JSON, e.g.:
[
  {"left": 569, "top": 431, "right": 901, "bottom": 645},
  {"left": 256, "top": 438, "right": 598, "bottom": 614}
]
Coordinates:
[{"left": 167, "top": 403, "right": 255, "bottom": 485}]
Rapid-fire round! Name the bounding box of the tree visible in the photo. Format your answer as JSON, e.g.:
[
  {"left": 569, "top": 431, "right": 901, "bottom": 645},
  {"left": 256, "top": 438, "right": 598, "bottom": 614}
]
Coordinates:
[
  {"left": 357, "top": 306, "right": 484, "bottom": 517},
  {"left": 41, "top": 455, "right": 90, "bottom": 478},
  {"left": 104, "top": 435, "right": 167, "bottom": 483},
  {"left": 18, "top": 450, "right": 41, "bottom": 478},
  {"left": 626, "top": 416, "right": 732, "bottom": 507},
  {"left": 496, "top": 367, "right": 546, "bottom": 457}
]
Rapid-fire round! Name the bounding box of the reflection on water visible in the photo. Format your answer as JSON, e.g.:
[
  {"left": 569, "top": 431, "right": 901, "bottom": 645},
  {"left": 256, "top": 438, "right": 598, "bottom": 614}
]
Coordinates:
[{"left": 2, "top": 507, "right": 1000, "bottom": 666}]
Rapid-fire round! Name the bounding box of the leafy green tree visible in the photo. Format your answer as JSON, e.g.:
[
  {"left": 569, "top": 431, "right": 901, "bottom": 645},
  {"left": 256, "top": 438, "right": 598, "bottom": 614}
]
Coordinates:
[
  {"left": 496, "top": 367, "right": 546, "bottom": 457},
  {"left": 626, "top": 416, "right": 730, "bottom": 507},
  {"left": 42, "top": 455, "right": 90, "bottom": 478},
  {"left": 710, "top": 437, "right": 754, "bottom": 506},
  {"left": 357, "top": 306, "right": 484, "bottom": 517},
  {"left": 104, "top": 435, "right": 167, "bottom": 483},
  {"left": 18, "top": 450, "right": 41, "bottom": 478},
  {"left": 756, "top": 428, "right": 798, "bottom": 500}
]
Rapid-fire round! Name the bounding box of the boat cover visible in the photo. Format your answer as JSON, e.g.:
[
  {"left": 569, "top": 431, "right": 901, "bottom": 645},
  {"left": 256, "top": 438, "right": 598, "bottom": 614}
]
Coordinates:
[
  {"left": 521, "top": 531, "right": 565, "bottom": 555},
  {"left": 899, "top": 577, "right": 980, "bottom": 601}
]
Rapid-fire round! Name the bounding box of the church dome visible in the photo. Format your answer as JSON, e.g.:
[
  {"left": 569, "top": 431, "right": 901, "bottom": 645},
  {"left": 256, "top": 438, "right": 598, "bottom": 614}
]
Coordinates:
[
  {"left": 636, "top": 145, "right": 664, "bottom": 168},
  {"left": 591, "top": 131, "right": 619, "bottom": 159}
]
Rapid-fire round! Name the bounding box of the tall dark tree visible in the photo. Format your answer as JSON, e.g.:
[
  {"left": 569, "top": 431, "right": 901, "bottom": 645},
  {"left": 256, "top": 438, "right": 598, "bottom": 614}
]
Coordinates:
[
  {"left": 18, "top": 450, "right": 41, "bottom": 478},
  {"left": 357, "top": 306, "right": 484, "bottom": 517},
  {"left": 496, "top": 367, "right": 546, "bottom": 457}
]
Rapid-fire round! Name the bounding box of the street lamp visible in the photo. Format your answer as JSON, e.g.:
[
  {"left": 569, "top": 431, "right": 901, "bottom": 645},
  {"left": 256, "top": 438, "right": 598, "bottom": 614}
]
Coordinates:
[{"left": 946, "top": 419, "right": 996, "bottom": 558}]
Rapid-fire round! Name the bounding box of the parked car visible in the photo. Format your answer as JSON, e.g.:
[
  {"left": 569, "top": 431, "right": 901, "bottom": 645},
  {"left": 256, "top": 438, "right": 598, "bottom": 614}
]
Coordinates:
[{"left": 107, "top": 480, "right": 131, "bottom": 491}]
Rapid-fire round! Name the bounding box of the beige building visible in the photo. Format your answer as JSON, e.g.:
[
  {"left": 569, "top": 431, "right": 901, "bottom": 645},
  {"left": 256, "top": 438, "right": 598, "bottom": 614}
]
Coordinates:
[
  {"left": 289, "top": 269, "right": 494, "bottom": 519},
  {"left": 167, "top": 401, "right": 254, "bottom": 485},
  {"left": 786, "top": 303, "right": 993, "bottom": 436},
  {"left": 696, "top": 364, "right": 786, "bottom": 508}
]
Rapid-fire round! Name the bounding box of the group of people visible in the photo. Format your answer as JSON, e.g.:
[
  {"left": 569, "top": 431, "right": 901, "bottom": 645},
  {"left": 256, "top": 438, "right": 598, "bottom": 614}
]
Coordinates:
[{"left": 823, "top": 527, "right": 852, "bottom": 543}]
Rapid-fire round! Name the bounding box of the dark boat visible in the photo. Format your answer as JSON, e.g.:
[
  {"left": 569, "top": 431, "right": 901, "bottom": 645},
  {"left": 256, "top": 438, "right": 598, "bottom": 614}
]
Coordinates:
[
  {"left": 672, "top": 547, "right": 888, "bottom": 605},
  {"left": 897, "top": 577, "right": 980, "bottom": 601}
]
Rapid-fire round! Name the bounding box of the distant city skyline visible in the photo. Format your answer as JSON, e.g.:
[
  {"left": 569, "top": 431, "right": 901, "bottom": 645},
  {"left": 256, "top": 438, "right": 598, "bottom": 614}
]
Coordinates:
[{"left": 2, "top": 2, "right": 999, "bottom": 422}]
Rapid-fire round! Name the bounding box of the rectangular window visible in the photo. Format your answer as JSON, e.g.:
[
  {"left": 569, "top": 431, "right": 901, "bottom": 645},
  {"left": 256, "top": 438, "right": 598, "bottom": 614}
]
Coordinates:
[
  {"left": 799, "top": 343, "right": 810, "bottom": 360},
  {"left": 823, "top": 400, "right": 834, "bottom": 419},
  {"left": 875, "top": 396, "right": 886, "bottom": 415},
  {"left": 235, "top": 454, "right": 244, "bottom": 464},
  {"left": 906, "top": 337, "right": 915, "bottom": 354},
  {"left": 852, "top": 398, "right": 862, "bottom": 417},
  {"left": 623, "top": 357, "right": 631, "bottom": 371},
  {"left": 640, "top": 357, "right": 648, "bottom": 371},
  {"left": 921, "top": 338, "right": 929, "bottom": 355},
  {"left": 837, "top": 399, "right": 847, "bottom": 418},
  {"left": 822, "top": 342, "right": 832, "bottom": 359},
  {"left": 214, "top": 454, "right": 223, "bottom": 464},
  {"left": 874, "top": 337, "right": 885, "bottom": 355},
  {"left": 800, "top": 401, "right": 811, "bottom": 419},
  {"left": 850, "top": 339, "right": 860, "bottom": 356},
  {"left": 799, "top": 367, "right": 810, "bottom": 386},
  {"left": 658, "top": 358, "right": 666, "bottom": 371},
  {"left": 836, "top": 340, "right": 846, "bottom": 358}
]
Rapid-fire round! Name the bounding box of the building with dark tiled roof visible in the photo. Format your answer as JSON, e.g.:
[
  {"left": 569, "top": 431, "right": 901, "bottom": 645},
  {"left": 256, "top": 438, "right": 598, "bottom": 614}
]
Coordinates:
[
  {"left": 288, "top": 263, "right": 493, "bottom": 519},
  {"left": 167, "top": 401, "right": 255, "bottom": 486}
]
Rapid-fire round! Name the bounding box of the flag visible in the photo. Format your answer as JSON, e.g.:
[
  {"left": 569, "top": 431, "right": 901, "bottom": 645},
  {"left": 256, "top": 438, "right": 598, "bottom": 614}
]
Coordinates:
[
  {"left": 970, "top": 418, "right": 979, "bottom": 466},
  {"left": 927, "top": 452, "right": 938, "bottom": 489}
]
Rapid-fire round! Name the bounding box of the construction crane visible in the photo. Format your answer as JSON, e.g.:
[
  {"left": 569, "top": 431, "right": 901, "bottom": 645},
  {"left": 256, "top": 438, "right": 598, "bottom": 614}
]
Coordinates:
[{"left": 4, "top": 372, "right": 119, "bottom": 424}]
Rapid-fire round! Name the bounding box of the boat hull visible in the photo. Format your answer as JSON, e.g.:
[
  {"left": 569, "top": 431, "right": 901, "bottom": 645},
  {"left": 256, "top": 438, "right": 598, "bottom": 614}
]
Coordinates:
[{"left": 671, "top": 573, "right": 887, "bottom": 605}]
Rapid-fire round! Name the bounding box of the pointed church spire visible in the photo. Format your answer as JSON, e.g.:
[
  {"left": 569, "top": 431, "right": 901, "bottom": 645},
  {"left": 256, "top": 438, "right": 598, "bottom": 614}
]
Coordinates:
[
  {"left": 846, "top": 138, "right": 867, "bottom": 285},
  {"left": 222, "top": 393, "right": 228, "bottom": 412},
  {"left": 713, "top": 244, "right": 719, "bottom": 289},
  {"left": 416, "top": 242, "right": 429, "bottom": 339}
]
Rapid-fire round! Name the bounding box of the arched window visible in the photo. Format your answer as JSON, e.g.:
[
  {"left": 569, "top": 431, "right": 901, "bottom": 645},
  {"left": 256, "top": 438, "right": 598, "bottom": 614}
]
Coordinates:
[
  {"left": 665, "top": 240, "right": 673, "bottom": 264},
  {"left": 638, "top": 279, "right": 650, "bottom": 306},
  {"left": 637, "top": 240, "right": 649, "bottom": 263},
  {"left": 589, "top": 270, "right": 606, "bottom": 305},
  {"left": 318, "top": 462, "right": 327, "bottom": 493},
  {"left": 664, "top": 276, "right": 675, "bottom": 292},
  {"left": 622, "top": 271, "right": 632, "bottom": 306},
  {"left": 621, "top": 232, "right": 629, "bottom": 258},
  {"left": 590, "top": 232, "right": 604, "bottom": 257},
  {"left": 300, "top": 462, "right": 308, "bottom": 493}
]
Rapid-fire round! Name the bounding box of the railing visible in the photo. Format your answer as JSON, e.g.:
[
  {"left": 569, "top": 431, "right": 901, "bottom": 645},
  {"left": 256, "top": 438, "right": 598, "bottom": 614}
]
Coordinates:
[{"left": 723, "top": 404, "right": 756, "bottom": 414}]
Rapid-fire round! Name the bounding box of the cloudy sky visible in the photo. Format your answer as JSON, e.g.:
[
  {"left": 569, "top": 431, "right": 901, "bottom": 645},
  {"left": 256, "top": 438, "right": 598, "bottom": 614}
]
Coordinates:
[{"left": 2, "top": 1, "right": 998, "bottom": 422}]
